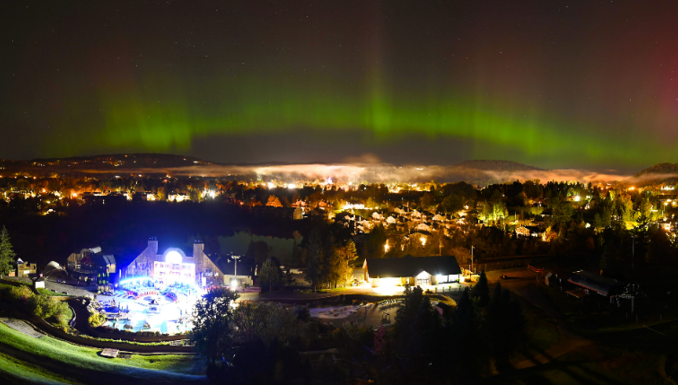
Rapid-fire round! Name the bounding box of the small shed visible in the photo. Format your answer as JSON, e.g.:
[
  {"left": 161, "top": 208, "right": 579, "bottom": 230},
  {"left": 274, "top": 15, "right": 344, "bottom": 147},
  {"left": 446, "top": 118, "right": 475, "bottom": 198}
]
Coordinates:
[
  {"left": 33, "top": 276, "right": 45, "bottom": 289},
  {"left": 568, "top": 270, "right": 627, "bottom": 297},
  {"left": 100, "top": 348, "right": 119, "bottom": 358},
  {"left": 435, "top": 302, "right": 452, "bottom": 316}
]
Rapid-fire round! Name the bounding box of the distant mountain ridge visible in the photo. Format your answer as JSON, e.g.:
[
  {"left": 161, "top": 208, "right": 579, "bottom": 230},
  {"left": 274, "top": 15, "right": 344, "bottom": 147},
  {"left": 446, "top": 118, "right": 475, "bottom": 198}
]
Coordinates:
[
  {"left": 635, "top": 162, "right": 678, "bottom": 178},
  {"left": 456, "top": 160, "right": 543, "bottom": 172},
  {"left": 0, "top": 153, "right": 212, "bottom": 176}
]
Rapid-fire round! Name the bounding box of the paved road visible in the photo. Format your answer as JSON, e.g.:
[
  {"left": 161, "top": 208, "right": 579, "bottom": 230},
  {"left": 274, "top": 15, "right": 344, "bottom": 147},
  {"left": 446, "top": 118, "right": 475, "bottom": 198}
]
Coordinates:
[
  {"left": 46, "top": 280, "right": 98, "bottom": 297},
  {"left": 4, "top": 276, "right": 97, "bottom": 297}
]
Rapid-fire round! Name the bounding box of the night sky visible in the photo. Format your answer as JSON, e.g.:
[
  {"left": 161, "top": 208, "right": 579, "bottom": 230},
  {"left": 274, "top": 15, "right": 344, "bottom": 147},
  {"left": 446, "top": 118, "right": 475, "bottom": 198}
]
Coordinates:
[{"left": 1, "top": 1, "right": 678, "bottom": 170}]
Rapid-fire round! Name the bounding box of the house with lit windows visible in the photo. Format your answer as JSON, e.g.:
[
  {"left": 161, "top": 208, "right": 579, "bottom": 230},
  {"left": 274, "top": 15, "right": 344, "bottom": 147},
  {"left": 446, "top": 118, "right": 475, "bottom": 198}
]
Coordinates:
[
  {"left": 66, "top": 247, "right": 117, "bottom": 283},
  {"left": 363, "top": 255, "right": 462, "bottom": 288}
]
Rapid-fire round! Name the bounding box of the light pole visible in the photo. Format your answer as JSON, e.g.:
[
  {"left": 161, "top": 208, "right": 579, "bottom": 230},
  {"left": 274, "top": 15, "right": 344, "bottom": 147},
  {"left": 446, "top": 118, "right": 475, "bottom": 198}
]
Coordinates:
[
  {"left": 471, "top": 246, "right": 474, "bottom": 275},
  {"left": 631, "top": 235, "right": 636, "bottom": 272},
  {"left": 228, "top": 254, "right": 241, "bottom": 291}
]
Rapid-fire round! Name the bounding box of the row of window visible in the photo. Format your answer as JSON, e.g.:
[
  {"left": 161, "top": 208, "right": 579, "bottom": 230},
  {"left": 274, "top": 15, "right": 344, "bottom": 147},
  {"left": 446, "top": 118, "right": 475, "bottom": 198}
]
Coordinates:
[{"left": 154, "top": 262, "right": 194, "bottom": 270}]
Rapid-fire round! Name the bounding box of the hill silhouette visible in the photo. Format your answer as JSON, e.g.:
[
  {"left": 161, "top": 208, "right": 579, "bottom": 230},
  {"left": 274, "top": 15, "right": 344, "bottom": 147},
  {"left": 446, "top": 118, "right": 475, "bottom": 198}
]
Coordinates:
[
  {"left": 635, "top": 163, "right": 678, "bottom": 178},
  {"left": 456, "top": 160, "right": 543, "bottom": 172}
]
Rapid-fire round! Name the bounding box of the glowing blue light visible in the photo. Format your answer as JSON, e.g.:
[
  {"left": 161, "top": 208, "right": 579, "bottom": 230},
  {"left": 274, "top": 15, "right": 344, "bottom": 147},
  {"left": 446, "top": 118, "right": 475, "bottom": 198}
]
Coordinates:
[{"left": 119, "top": 276, "right": 154, "bottom": 287}]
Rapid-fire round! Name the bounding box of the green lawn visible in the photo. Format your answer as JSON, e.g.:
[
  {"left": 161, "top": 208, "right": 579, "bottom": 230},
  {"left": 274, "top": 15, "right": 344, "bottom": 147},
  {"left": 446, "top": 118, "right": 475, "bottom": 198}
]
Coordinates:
[
  {"left": 0, "top": 351, "right": 76, "bottom": 384},
  {"left": 523, "top": 301, "right": 560, "bottom": 351},
  {"left": 0, "top": 322, "right": 206, "bottom": 384},
  {"left": 37, "top": 288, "right": 70, "bottom": 297}
]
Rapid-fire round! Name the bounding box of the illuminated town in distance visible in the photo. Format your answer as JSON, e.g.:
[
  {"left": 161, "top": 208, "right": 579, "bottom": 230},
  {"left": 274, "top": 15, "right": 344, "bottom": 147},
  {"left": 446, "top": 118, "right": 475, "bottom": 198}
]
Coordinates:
[{"left": 3, "top": 1, "right": 678, "bottom": 384}]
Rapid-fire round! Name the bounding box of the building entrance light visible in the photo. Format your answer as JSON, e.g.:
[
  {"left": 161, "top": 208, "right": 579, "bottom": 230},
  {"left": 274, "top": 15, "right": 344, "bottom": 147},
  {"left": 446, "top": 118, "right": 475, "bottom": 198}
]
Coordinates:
[{"left": 165, "top": 251, "right": 182, "bottom": 264}]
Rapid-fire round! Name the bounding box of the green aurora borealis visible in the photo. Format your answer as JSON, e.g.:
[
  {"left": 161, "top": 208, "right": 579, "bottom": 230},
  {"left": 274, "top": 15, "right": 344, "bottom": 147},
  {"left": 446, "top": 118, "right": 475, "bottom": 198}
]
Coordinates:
[
  {"left": 89, "top": 77, "right": 666, "bottom": 168},
  {"left": 2, "top": 1, "right": 678, "bottom": 169}
]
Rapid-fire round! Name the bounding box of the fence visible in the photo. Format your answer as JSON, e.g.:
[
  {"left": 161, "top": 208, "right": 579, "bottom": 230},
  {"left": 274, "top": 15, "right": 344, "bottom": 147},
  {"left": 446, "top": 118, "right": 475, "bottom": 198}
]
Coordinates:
[
  {"left": 527, "top": 264, "right": 544, "bottom": 275},
  {"left": 473, "top": 255, "right": 550, "bottom": 272}
]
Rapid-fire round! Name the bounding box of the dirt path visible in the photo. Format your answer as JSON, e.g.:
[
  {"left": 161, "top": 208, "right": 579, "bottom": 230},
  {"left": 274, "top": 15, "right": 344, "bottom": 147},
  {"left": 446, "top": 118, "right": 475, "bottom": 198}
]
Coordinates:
[{"left": 0, "top": 318, "right": 45, "bottom": 339}]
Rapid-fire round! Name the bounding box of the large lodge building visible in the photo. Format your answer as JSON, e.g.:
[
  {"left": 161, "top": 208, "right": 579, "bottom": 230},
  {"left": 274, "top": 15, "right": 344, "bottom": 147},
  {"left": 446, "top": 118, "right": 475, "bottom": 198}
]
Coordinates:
[
  {"left": 125, "top": 238, "right": 225, "bottom": 287},
  {"left": 64, "top": 238, "right": 251, "bottom": 288}
]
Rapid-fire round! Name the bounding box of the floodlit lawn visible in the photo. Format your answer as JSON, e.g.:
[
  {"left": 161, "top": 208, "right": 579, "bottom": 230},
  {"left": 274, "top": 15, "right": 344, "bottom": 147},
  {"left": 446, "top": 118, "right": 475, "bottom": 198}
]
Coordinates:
[
  {"left": 33, "top": 332, "right": 205, "bottom": 374},
  {"left": 0, "top": 323, "right": 206, "bottom": 383},
  {"left": 0, "top": 282, "right": 21, "bottom": 291},
  {"left": 37, "top": 288, "right": 69, "bottom": 297}
]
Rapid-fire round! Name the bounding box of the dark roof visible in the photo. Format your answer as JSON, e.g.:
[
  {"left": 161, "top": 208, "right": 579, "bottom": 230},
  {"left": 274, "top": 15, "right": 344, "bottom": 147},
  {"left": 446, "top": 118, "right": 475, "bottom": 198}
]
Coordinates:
[
  {"left": 365, "top": 255, "right": 462, "bottom": 278},
  {"left": 102, "top": 254, "right": 116, "bottom": 266},
  {"left": 568, "top": 271, "right": 626, "bottom": 296},
  {"left": 90, "top": 254, "right": 116, "bottom": 267}
]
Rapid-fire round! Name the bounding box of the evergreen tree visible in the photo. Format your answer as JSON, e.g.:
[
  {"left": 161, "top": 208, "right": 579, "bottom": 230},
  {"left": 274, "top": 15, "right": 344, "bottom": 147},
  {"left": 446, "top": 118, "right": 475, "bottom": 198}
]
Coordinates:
[
  {"left": 0, "top": 226, "right": 16, "bottom": 276},
  {"left": 451, "top": 288, "right": 486, "bottom": 379},
  {"left": 471, "top": 271, "right": 490, "bottom": 308},
  {"left": 486, "top": 282, "right": 526, "bottom": 371},
  {"left": 191, "top": 287, "right": 239, "bottom": 368},
  {"left": 305, "top": 230, "right": 324, "bottom": 292},
  {"left": 258, "top": 259, "right": 282, "bottom": 292},
  {"left": 392, "top": 285, "right": 442, "bottom": 380},
  {"left": 364, "top": 224, "right": 387, "bottom": 259},
  {"left": 322, "top": 232, "right": 336, "bottom": 289},
  {"left": 341, "top": 240, "right": 358, "bottom": 284},
  {"left": 289, "top": 240, "right": 302, "bottom": 267}
]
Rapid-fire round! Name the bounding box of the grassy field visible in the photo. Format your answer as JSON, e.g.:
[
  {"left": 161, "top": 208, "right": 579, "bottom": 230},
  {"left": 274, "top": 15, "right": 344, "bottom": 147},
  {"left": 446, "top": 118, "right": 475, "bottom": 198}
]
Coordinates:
[
  {"left": 0, "top": 351, "right": 77, "bottom": 384},
  {"left": 0, "top": 322, "right": 206, "bottom": 384},
  {"left": 487, "top": 345, "right": 672, "bottom": 385},
  {"left": 514, "top": 298, "right": 560, "bottom": 360},
  {"left": 37, "top": 288, "right": 70, "bottom": 297},
  {"left": 491, "top": 280, "right": 678, "bottom": 385}
]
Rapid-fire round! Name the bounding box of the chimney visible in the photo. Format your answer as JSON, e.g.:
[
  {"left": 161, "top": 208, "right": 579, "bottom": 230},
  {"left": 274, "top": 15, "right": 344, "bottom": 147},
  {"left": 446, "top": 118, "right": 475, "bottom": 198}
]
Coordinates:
[
  {"left": 148, "top": 237, "right": 158, "bottom": 255},
  {"left": 193, "top": 239, "right": 204, "bottom": 257}
]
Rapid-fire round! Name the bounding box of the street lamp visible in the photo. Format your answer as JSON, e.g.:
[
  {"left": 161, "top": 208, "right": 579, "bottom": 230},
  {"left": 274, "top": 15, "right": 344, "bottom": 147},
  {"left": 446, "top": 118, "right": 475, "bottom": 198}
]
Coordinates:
[
  {"left": 228, "top": 254, "right": 241, "bottom": 291},
  {"left": 471, "top": 246, "right": 474, "bottom": 275},
  {"left": 631, "top": 235, "right": 637, "bottom": 272}
]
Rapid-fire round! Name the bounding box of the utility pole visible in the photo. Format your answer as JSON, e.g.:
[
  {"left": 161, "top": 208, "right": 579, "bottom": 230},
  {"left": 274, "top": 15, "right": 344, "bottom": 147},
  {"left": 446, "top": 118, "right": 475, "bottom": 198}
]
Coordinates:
[
  {"left": 631, "top": 235, "right": 636, "bottom": 272},
  {"left": 471, "top": 245, "right": 474, "bottom": 275}
]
